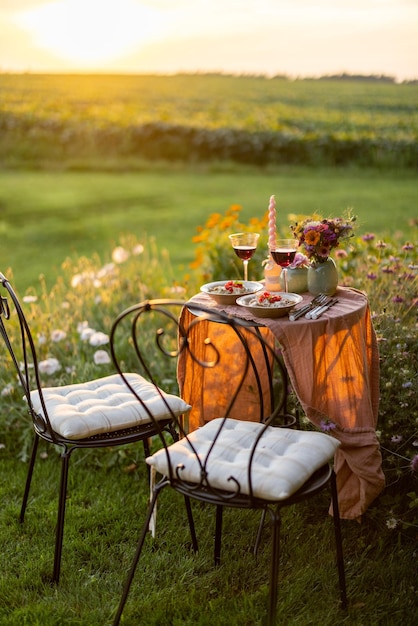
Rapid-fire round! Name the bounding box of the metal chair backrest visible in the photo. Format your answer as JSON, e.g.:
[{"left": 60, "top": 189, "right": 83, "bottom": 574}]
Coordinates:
[
  {"left": 110, "top": 298, "right": 290, "bottom": 502},
  {"left": 0, "top": 272, "right": 56, "bottom": 441}
]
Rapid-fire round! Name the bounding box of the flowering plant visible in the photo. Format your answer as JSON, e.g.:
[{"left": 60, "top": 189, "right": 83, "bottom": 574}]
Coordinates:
[
  {"left": 288, "top": 252, "right": 309, "bottom": 269},
  {"left": 291, "top": 214, "right": 356, "bottom": 264}
]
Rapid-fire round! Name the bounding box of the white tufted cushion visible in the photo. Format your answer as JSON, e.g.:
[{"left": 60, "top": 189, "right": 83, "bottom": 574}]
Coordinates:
[
  {"left": 30, "top": 373, "right": 191, "bottom": 441},
  {"left": 147, "top": 418, "right": 340, "bottom": 501}
]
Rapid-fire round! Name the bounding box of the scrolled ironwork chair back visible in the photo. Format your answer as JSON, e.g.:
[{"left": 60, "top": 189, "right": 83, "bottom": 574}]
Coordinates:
[{"left": 0, "top": 272, "right": 57, "bottom": 442}]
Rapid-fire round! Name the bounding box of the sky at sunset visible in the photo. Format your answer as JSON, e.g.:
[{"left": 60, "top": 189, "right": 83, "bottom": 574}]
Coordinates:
[{"left": 1, "top": 0, "right": 417, "bottom": 81}]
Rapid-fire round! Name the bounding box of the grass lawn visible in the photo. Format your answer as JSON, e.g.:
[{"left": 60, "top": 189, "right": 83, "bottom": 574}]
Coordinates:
[
  {"left": 1, "top": 446, "right": 416, "bottom": 626},
  {"left": 1, "top": 164, "right": 416, "bottom": 292}
]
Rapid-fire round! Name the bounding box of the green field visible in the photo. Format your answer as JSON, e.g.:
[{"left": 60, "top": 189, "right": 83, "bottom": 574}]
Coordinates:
[
  {"left": 1, "top": 73, "right": 417, "bottom": 168},
  {"left": 1, "top": 73, "right": 417, "bottom": 293},
  {"left": 1, "top": 165, "right": 417, "bottom": 292}
]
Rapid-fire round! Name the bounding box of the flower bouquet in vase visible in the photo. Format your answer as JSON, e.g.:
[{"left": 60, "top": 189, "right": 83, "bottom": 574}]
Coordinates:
[{"left": 291, "top": 214, "right": 356, "bottom": 296}]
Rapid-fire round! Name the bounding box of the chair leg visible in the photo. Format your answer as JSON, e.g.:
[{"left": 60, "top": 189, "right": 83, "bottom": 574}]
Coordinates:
[
  {"left": 254, "top": 509, "right": 267, "bottom": 556},
  {"left": 214, "top": 505, "right": 223, "bottom": 566},
  {"left": 113, "top": 486, "right": 163, "bottom": 626},
  {"left": 19, "top": 433, "right": 39, "bottom": 523},
  {"left": 330, "top": 471, "right": 347, "bottom": 609},
  {"left": 143, "top": 437, "right": 151, "bottom": 459},
  {"left": 52, "top": 450, "right": 71, "bottom": 584},
  {"left": 184, "top": 495, "right": 198, "bottom": 553},
  {"left": 267, "top": 507, "right": 281, "bottom": 626}
]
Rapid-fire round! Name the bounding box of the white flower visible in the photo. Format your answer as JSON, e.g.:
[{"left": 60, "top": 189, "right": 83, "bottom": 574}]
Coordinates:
[
  {"left": 89, "top": 331, "right": 109, "bottom": 346},
  {"left": 112, "top": 246, "right": 130, "bottom": 264},
  {"left": 51, "top": 329, "right": 67, "bottom": 343},
  {"left": 71, "top": 273, "right": 83, "bottom": 288},
  {"left": 77, "top": 321, "right": 90, "bottom": 333},
  {"left": 38, "top": 358, "right": 61, "bottom": 375},
  {"left": 38, "top": 334, "right": 47, "bottom": 346},
  {"left": 97, "top": 263, "right": 116, "bottom": 278},
  {"left": 386, "top": 517, "right": 398, "bottom": 530},
  {"left": 22, "top": 295, "right": 38, "bottom": 303},
  {"left": 80, "top": 327, "right": 96, "bottom": 341},
  {"left": 61, "top": 301, "right": 70, "bottom": 309},
  {"left": 1, "top": 383, "right": 14, "bottom": 397},
  {"left": 71, "top": 271, "right": 95, "bottom": 288},
  {"left": 94, "top": 350, "right": 111, "bottom": 365},
  {"left": 132, "top": 244, "right": 144, "bottom": 256}
]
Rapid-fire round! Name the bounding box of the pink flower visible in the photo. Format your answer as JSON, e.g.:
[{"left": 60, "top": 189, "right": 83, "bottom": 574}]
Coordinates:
[
  {"left": 335, "top": 249, "right": 348, "bottom": 259},
  {"left": 319, "top": 419, "right": 337, "bottom": 432},
  {"left": 289, "top": 252, "right": 309, "bottom": 269}
]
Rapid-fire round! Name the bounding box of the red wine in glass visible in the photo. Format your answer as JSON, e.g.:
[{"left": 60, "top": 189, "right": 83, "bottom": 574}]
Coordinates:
[
  {"left": 233, "top": 245, "right": 257, "bottom": 261},
  {"left": 271, "top": 248, "right": 296, "bottom": 267},
  {"left": 228, "top": 232, "right": 260, "bottom": 280},
  {"left": 270, "top": 239, "right": 298, "bottom": 292}
]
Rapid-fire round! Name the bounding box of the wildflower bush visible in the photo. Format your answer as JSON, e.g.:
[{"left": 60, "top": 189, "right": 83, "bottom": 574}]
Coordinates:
[
  {"left": 191, "top": 205, "right": 417, "bottom": 537},
  {"left": 190, "top": 203, "right": 269, "bottom": 282},
  {"left": 0, "top": 234, "right": 196, "bottom": 460}
]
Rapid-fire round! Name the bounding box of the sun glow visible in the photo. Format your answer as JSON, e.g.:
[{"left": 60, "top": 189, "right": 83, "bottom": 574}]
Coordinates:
[{"left": 15, "top": 0, "right": 167, "bottom": 66}]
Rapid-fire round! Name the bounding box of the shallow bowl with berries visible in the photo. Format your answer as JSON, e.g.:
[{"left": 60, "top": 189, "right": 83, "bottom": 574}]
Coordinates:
[
  {"left": 200, "top": 280, "right": 264, "bottom": 305},
  {"left": 236, "top": 291, "right": 303, "bottom": 318}
]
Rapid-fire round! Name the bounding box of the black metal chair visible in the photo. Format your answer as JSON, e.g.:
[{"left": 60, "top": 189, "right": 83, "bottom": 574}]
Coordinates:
[
  {"left": 109, "top": 299, "right": 347, "bottom": 626},
  {"left": 0, "top": 273, "right": 189, "bottom": 583}
]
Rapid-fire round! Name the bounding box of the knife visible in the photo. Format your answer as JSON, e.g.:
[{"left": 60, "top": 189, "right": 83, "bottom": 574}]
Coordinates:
[{"left": 310, "top": 298, "right": 339, "bottom": 320}]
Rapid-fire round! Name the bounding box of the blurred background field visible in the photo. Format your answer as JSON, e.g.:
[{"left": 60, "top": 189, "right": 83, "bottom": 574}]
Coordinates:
[
  {"left": 1, "top": 73, "right": 417, "bottom": 169},
  {"left": 1, "top": 165, "right": 417, "bottom": 292}
]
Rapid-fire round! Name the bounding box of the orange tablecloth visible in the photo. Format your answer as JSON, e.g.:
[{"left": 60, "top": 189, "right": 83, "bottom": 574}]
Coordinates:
[{"left": 178, "top": 287, "right": 385, "bottom": 520}]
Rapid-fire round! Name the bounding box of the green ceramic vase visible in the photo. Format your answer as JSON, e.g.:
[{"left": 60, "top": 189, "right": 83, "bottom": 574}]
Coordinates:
[
  {"left": 307, "top": 257, "right": 338, "bottom": 296},
  {"left": 280, "top": 267, "right": 308, "bottom": 293}
]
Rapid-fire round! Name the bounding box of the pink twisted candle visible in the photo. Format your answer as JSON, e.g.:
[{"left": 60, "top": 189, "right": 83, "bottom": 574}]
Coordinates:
[{"left": 268, "top": 195, "right": 276, "bottom": 249}]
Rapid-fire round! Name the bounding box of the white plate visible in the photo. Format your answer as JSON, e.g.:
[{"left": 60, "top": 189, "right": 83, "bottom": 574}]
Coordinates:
[
  {"left": 200, "top": 280, "right": 264, "bottom": 305},
  {"left": 236, "top": 292, "right": 303, "bottom": 318}
]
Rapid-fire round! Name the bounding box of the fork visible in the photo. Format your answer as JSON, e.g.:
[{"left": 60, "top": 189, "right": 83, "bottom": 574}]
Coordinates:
[{"left": 288, "top": 294, "right": 328, "bottom": 321}]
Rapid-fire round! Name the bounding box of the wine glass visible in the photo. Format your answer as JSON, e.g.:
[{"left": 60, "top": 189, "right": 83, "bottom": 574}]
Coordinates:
[
  {"left": 269, "top": 238, "right": 297, "bottom": 292},
  {"left": 228, "top": 232, "right": 260, "bottom": 281}
]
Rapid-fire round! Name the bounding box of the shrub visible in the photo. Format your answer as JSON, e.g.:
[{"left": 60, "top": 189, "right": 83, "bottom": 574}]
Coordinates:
[{"left": 0, "top": 235, "right": 195, "bottom": 459}]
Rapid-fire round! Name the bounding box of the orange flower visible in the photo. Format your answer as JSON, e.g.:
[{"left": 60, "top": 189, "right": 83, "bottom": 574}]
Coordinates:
[
  {"left": 205, "top": 213, "right": 222, "bottom": 229},
  {"left": 305, "top": 230, "right": 321, "bottom": 246}
]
